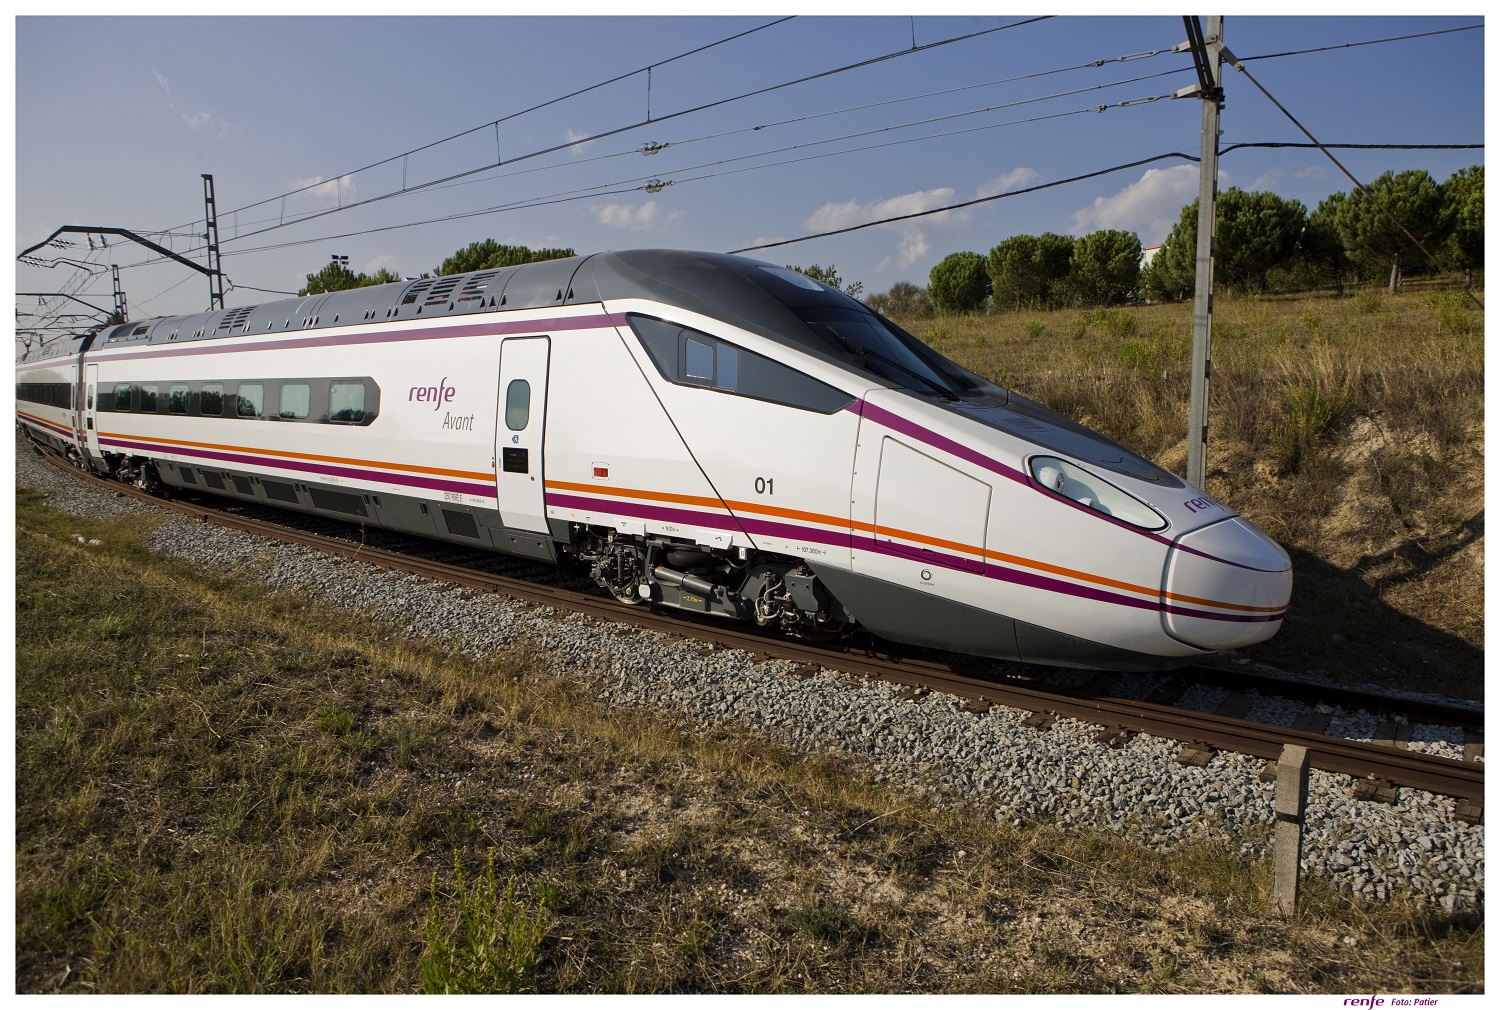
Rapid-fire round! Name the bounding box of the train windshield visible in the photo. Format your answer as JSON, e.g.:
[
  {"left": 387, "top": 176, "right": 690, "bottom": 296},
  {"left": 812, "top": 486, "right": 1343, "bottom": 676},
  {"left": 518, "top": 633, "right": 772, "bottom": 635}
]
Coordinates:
[{"left": 791, "top": 306, "right": 977, "bottom": 399}]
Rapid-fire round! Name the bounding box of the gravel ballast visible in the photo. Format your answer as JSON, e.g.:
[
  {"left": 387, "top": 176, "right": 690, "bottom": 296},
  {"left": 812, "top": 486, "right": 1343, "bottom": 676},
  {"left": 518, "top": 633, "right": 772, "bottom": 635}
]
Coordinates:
[{"left": 16, "top": 442, "right": 1483, "bottom": 912}]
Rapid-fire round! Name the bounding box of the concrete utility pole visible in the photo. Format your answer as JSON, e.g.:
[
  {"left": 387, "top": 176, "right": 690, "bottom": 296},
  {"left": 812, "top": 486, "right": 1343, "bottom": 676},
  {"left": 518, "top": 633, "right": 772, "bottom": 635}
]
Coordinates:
[{"left": 1179, "top": 16, "right": 1224, "bottom": 489}]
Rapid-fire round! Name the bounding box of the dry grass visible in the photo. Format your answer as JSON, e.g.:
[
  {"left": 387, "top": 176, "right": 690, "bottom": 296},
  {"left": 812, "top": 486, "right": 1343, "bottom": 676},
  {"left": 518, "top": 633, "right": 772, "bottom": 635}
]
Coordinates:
[
  {"left": 14, "top": 487, "right": 1483, "bottom": 993},
  {"left": 904, "top": 284, "right": 1484, "bottom": 698}
]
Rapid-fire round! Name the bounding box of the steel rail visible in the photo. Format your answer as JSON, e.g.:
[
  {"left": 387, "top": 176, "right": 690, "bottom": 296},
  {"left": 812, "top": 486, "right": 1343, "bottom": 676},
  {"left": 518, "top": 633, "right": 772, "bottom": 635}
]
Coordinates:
[{"left": 28, "top": 443, "right": 1484, "bottom": 805}]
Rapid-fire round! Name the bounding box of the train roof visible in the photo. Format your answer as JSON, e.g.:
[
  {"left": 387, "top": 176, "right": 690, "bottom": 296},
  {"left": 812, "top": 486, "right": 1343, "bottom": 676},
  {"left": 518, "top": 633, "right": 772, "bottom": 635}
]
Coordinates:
[
  {"left": 16, "top": 331, "right": 93, "bottom": 365},
  {"left": 78, "top": 250, "right": 870, "bottom": 359}
]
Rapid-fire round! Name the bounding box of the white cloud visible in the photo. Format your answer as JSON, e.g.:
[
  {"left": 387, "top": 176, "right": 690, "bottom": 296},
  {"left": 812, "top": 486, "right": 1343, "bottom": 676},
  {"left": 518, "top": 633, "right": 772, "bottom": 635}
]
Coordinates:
[
  {"left": 362, "top": 254, "right": 403, "bottom": 278},
  {"left": 153, "top": 68, "right": 237, "bottom": 136},
  {"left": 976, "top": 167, "right": 1041, "bottom": 199},
  {"left": 565, "top": 128, "right": 594, "bottom": 154},
  {"left": 290, "top": 175, "right": 357, "bottom": 207},
  {"left": 1250, "top": 164, "right": 1328, "bottom": 192},
  {"left": 1069, "top": 165, "right": 1209, "bottom": 243},
  {"left": 806, "top": 188, "right": 964, "bottom": 271},
  {"left": 807, "top": 187, "right": 959, "bottom": 231},
  {"left": 594, "top": 200, "right": 680, "bottom": 232}
]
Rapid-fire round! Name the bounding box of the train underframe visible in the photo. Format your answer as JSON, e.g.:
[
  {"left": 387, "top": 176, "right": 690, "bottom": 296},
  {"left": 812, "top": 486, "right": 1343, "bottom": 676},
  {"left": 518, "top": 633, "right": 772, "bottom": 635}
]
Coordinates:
[{"left": 572, "top": 526, "right": 854, "bottom": 637}]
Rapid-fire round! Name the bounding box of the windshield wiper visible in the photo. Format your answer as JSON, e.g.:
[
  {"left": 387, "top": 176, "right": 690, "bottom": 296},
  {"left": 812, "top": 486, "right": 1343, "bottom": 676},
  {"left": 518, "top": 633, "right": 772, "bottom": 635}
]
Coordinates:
[{"left": 821, "top": 326, "right": 958, "bottom": 400}]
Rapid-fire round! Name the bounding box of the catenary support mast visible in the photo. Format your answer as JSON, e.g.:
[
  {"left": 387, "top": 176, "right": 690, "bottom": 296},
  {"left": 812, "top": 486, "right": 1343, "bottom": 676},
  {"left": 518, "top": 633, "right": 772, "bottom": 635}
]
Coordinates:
[
  {"left": 202, "top": 174, "right": 225, "bottom": 311},
  {"left": 1181, "top": 16, "right": 1224, "bottom": 489}
]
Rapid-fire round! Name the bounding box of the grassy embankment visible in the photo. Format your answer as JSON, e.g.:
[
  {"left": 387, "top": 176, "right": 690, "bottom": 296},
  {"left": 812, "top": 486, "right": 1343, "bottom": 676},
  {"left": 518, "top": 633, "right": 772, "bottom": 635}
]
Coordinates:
[
  {"left": 901, "top": 285, "right": 1484, "bottom": 699},
  {"left": 15, "top": 484, "right": 1483, "bottom": 993}
]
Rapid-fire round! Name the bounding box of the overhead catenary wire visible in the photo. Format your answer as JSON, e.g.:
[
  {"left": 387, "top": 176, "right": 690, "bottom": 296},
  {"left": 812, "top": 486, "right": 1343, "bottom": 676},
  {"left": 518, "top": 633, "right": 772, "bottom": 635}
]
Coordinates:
[
  {"left": 216, "top": 38, "right": 1190, "bottom": 236},
  {"left": 164, "top": 64, "right": 1192, "bottom": 265},
  {"left": 1238, "top": 22, "right": 1482, "bottom": 63},
  {"left": 215, "top": 84, "right": 1186, "bottom": 262},
  {"left": 213, "top": 16, "right": 799, "bottom": 222},
  {"left": 158, "top": 17, "right": 1054, "bottom": 250},
  {"left": 728, "top": 151, "right": 1203, "bottom": 254},
  {"left": 724, "top": 135, "right": 1484, "bottom": 255},
  {"left": 161, "top": 34, "right": 1184, "bottom": 244},
  {"left": 1219, "top": 48, "right": 1483, "bottom": 309}
]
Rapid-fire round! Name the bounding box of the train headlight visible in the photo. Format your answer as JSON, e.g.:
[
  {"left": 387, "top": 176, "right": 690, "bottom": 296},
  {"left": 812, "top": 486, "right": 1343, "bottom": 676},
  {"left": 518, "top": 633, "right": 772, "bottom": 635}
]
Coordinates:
[{"left": 1028, "top": 455, "right": 1167, "bottom": 530}]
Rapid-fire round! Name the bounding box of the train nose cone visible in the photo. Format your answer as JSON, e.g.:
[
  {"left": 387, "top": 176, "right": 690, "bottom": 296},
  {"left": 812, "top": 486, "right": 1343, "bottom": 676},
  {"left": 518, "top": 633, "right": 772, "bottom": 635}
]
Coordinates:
[{"left": 1162, "top": 517, "right": 1292, "bottom": 651}]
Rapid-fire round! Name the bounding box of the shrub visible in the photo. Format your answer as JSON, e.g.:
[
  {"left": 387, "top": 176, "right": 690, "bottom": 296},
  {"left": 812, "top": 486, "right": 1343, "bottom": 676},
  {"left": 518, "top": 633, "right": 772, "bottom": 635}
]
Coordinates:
[
  {"left": 868, "top": 280, "right": 933, "bottom": 319},
  {"left": 1269, "top": 380, "right": 1348, "bottom": 473},
  {"left": 422, "top": 851, "right": 545, "bottom": 994},
  {"left": 1429, "top": 291, "right": 1474, "bottom": 335}
]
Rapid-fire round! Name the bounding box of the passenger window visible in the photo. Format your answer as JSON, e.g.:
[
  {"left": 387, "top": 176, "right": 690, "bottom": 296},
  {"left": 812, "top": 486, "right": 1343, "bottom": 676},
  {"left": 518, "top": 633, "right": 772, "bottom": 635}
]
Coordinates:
[
  {"left": 200, "top": 383, "right": 224, "bottom": 416},
  {"left": 169, "top": 385, "right": 190, "bottom": 414},
  {"left": 139, "top": 385, "right": 159, "bottom": 412},
  {"left": 685, "top": 338, "right": 714, "bottom": 382},
  {"left": 279, "top": 383, "right": 310, "bottom": 420},
  {"left": 330, "top": 381, "right": 365, "bottom": 422},
  {"left": 114, "top": 385, "right": 133, "bottom": 411},
  {"left": 237, "top": 384, "right": 263, "bottom": 417},
  {"left": 505, "top": 380, "right": 530, "bottom": 431}
]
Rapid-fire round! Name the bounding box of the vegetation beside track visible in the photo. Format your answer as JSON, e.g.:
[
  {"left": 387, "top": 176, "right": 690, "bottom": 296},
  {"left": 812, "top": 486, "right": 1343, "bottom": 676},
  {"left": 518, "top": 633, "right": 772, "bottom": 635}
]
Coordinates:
[
  {"left": 15, "top": 488, "right": 1482, "bottom": 993},
  {"left": 900, "top": 284, "right": 1484, "bottom": 699}
]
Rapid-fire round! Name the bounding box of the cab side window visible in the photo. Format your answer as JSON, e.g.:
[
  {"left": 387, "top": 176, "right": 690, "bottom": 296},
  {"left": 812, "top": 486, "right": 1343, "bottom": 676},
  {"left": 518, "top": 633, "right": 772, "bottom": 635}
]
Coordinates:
[{"left": 628, "top": 314, "right": 851, "bottom": 414}]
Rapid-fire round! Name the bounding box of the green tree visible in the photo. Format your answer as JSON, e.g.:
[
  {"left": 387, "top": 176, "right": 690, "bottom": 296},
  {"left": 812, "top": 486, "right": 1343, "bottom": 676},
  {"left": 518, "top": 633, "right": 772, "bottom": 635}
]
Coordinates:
[
  {"left": 1441, "top": 165, "right": 1483, "bottom": 282},
  {"left": 1299, "top": 193, "right": 1354, "bottom": 295},
  {"left": 300, "top": 262, "right": 404, "bottom": 296},
  {"left": 785, "top": 263, "right": 863, "bottom": 299},
  {"left": 1216, "top": 189, "right": 1307, "bottom": 293},
  {"left": 928, "top": 251, "right": 991, "bottom": 314},
  {"left": 1069, "top": 230, "right": 1141, "bottom": 307},
  {"left": 434, "top": 240, "right": 576, "bottom": 277},
  {"left": 1141, "top": 205, "right": 1197, "bottom": 303},
  {"left": 1329, "top": 169, "right": 1449, "bottom": 293},
  {"left": 986, "top": 232, "right": 1075, "bottom": 311},
  {"left": 1141, "top": 189, "right": 1306, "bottom": 299}
]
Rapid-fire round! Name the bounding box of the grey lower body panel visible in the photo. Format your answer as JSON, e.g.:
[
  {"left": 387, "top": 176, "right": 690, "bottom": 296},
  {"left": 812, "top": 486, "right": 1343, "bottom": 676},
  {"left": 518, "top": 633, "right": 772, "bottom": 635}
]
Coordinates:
[
  {"left": 150, "top": 457, "right": 557, "bottom": 563},
  {"left": 808, "top": 563, "right": 1192, "bottom": 673}
]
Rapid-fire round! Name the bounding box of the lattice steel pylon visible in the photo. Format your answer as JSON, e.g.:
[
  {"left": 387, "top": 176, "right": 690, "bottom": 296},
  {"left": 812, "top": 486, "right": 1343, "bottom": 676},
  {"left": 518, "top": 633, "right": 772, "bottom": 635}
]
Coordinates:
[
  {"left": 203, "top": 174, "right": 225, "bottom": 311},
  {"left": 112, "top": 264, "right": 128, "bottom": 323}
]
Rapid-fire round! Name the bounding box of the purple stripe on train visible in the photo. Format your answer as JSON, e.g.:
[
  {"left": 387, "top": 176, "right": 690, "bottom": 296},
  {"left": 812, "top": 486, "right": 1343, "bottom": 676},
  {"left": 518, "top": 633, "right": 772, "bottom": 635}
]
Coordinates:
[
  {"left": 848, "top": 397, "right": 1283, "bottom": 575},
  {"left": 19, "top": 414, "right": 74, "bottom": 438},
  {"left": 544, "top": 489, "right": 1282, "bottom": 625},
  {"left": 98, "top": 435, "right": 497, "bottom": 499},
  {"left": 84, "top": 312, "right": 630, "bottom": 364}
]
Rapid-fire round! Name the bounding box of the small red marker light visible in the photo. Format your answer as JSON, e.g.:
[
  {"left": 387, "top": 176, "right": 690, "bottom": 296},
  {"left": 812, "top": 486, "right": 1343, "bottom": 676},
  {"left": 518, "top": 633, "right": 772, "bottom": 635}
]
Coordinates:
[{"left": 593, "top": 466, "right": 609, "bottom": 478}]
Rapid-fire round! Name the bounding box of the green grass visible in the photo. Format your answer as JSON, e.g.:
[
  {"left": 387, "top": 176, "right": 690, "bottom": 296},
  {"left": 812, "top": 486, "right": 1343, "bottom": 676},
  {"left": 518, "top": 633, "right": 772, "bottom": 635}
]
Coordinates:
[{"left": 14, "top": 485, "right": 1484, "bottom": 993}]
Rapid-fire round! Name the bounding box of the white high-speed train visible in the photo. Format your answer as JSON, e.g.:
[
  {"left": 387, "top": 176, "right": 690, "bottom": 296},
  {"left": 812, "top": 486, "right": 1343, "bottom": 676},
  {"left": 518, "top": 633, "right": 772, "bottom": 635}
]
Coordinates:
[{"left": 15, "top": 249, "right": 1291, "bottom": 670}]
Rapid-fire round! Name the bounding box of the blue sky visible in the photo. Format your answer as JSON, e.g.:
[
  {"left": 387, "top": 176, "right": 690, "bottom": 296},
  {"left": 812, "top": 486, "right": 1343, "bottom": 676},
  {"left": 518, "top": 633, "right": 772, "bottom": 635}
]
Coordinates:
[{"left": 12, "top": 11, "right": 1486, "bottom": 332}]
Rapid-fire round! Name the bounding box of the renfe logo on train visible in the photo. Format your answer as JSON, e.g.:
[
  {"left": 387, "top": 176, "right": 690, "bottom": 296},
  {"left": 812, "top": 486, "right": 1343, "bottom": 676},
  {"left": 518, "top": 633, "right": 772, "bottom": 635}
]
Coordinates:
[{"left": 410, "top": 377, "right": 456, "bottom": 410}]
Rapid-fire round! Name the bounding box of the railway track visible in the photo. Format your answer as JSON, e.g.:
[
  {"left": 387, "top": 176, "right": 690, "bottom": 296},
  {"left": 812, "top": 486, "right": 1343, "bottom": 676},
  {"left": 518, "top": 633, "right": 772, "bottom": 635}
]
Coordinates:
[{"left": 29, "top": 442, "right": 1484, "bottom": 813}]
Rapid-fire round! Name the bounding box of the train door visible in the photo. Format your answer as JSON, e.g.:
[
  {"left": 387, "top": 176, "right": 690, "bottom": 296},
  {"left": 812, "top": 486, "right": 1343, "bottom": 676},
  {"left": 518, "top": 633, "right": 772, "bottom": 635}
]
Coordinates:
[
  {"left": 84, "top": 363, "right": 101, "bottom": 458},
  {"left": 850, "top": 389, "right": 991, "bottom": 578},
  {"left": 494, "top": 336, "right": 551, "bottom": 533}
]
